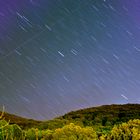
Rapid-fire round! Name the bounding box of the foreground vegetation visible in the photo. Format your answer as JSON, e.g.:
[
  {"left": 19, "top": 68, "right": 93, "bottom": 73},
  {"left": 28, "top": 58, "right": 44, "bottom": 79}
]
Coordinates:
[
  {"left": 0, "top": 118, "right": 140, "bottom": 139},
  {"left": 0, "top": 104, "right": 140, "bottom": 139}
]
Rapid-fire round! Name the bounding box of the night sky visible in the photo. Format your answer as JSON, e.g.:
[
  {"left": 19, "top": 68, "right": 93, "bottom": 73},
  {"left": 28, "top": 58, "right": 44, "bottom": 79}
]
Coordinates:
[{"left": 0, "top": 0, "right": 140, "bottom": 120}]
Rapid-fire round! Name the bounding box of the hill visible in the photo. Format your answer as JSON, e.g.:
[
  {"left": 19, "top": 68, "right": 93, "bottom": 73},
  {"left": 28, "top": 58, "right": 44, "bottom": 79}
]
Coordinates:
[
  {"left": 0, "top": 104, "right": 140, "bottom": 139},
  {"left": 1, "top": 104, "right": 140, "bottom": 130},
  {"left": 0, "top": 111, "right": 42, "bottom": 129},
  {"left": 60, "top": 103, "right": 140, "bottom": 125}
]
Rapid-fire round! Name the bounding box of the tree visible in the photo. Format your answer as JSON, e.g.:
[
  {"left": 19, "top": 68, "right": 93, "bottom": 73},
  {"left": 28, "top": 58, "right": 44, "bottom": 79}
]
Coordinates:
[{"left": 102, "top": 117, "right": 107, "bottom": 126}]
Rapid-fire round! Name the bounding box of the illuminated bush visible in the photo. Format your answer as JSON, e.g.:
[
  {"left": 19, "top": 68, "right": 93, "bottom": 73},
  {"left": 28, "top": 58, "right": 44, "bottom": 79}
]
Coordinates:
[
  {"left": 109, "top": 119, "right": 140, "bottom": 140},
  {"left": 52, "top": 123, "right": 97, "bottom": 140}
]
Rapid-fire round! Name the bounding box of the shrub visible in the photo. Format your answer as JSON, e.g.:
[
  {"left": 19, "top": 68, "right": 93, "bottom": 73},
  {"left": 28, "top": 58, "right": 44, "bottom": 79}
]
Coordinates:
[
  {"left": 26, "top": 128, "right": 38, "bottom": 140},
  {"left": 52, "top": 123, "right": 97, "bottom": 140},
  {"left": 109, "top": 119, "right": 140, "bottom": 140}
]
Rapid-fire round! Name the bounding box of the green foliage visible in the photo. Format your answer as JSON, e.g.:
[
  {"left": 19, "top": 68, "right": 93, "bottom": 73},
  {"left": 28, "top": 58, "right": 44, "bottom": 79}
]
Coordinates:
[
  {"left": 109, "top": 119, "right": 140, "bottom": 140},
  {"left": 0, "top": 121, "right": 23, "bottom": 140},
  {"left": 38, "top": 119, "right": 69, "bottom": 130},
  {"left": 0, "top": 120, "right": 8, "bottom": 128},
  {"left": 52, "top": 123, "right": 97, "bottom": 140},
  {"left": 0, "top": 104, "right": 140, "bottom": 139},
  {"left": 60, "top": 104, "right": 140, "bottom": 129},
  {"left": 41, "top": 129, "right": 54, "bottom": 140},
  {"left": 26, "top": 128, "right": 37, "bottom": 140},
  {"left": 6, "top": 124, "right": 22, "bottom": 139},
  {"left": 102, "top": 117, "right": 108, "bottom": 126},
  {"left": 1, "top": 104, "right": 140, "bottom": 131},
  {"left": 0, "top": 117, "right": 140, "bottom": 140}
]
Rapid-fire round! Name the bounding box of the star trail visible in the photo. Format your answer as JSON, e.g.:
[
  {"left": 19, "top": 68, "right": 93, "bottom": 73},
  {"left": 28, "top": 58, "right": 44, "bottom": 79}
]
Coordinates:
[{"left": 0, "top": 0, "right": 140, "bottom": 120}]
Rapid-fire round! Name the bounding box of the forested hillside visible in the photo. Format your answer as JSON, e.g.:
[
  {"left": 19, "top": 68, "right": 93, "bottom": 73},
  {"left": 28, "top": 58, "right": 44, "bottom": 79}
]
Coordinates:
[{"left": 0, "top": 104, "right": 140, "bottom": 139}]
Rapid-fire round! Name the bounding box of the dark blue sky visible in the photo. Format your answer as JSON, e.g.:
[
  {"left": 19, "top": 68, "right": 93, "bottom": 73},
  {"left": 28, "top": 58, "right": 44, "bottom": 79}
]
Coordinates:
[{"left": 0, "top": 0, "right": 140, "bottom": 120}]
